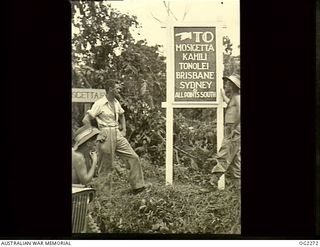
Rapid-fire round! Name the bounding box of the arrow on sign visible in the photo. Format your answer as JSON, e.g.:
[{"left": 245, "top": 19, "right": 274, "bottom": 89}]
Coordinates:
[{"left": 175, "top": 32, "right": 192, "bottom": 41}]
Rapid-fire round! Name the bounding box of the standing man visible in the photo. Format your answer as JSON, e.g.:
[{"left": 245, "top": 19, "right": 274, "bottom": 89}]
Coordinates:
[
  {"left": 82, "top": 81, "right": 147, "bottom": 196},
  {"left": 210, "top": 74, "right": 241, "bottom": 187}
]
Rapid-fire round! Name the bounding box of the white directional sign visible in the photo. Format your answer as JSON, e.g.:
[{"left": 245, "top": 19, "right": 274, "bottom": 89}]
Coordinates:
[
  {"left": 72, "top": 88, "right": 106, "bottom": 103},
  {"left": 163, "top": 22, "right": 225, "bottom": 186}
]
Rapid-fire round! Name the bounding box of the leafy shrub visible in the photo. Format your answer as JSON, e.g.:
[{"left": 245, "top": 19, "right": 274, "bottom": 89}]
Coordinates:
[
  {"left": 88, "top": 159, "right": 240, "bottom": 234},
  {"left": 173, "top": 111, "right": 217, "bottom": 169}
]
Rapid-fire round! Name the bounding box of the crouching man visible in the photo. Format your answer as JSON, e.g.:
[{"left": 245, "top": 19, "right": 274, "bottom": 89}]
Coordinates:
[{"left": 72, "top": 125, "right": 100, "bottom": 185}]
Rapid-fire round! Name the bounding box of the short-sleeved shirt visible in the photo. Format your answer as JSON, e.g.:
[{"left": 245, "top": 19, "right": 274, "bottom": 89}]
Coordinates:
[{"left": 87, "top": 96, "right": 125, "bottom": 129}]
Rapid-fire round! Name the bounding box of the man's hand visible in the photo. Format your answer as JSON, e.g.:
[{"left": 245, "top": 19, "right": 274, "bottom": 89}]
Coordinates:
[
  {"left": 89, "top": 151, "right": 98, "bottom": 165},
  {"left": 221, "top": 88, "right": 226, "bottom": 97},
  {"left": 230, "top": 126, "right": 240, "bottom": 139},
  {"left": 121, "top": 128, "right": 127, "bottom": 137},
  {"left": 221, "top": 88, "right": 230, "bottom": 103},
  {"left": 119, "top": 114, "right": 127, "bottom": 137},
  {"left": 209, "top": 172, "right": 223, "bottom": 186}
]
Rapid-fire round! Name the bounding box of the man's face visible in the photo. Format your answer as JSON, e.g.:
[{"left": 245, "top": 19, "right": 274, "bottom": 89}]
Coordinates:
[
  {"left": 224, "top": 80, "right": 232, "bottom": 94},
  {"left": 107, "top": 85, "right": 120, "bottom": 98},
  {"left": 87, "top": 139, "right": 98, "bottom": 152}
]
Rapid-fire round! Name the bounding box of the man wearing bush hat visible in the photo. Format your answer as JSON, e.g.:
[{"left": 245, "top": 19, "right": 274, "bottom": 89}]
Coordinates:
[
  {"left": 72, "top": 125, "right": 100, "bottom": 185},
  {"left": 210, "top": 74, "right": 241, "bottom": 188}
]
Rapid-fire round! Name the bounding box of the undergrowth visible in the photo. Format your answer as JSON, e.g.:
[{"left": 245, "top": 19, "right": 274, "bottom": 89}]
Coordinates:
[{"left": 88, "top": 158, "right": 240, "bottom": 234}]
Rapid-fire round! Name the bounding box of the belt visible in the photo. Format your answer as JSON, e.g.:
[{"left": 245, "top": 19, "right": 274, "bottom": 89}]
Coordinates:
[{"left": 100, "top": 125, "right": 118, "bottom": 129}]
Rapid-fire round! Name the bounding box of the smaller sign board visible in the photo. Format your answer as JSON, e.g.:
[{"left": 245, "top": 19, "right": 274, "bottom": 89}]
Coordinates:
[{"left": 72, "top": 88, "right": 106, "bottom": 103}]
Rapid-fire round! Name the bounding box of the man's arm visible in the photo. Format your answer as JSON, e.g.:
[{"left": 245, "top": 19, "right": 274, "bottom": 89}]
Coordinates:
[
  {"left": 119, "top": 113, "right": 127, "bottom": 136},
  {"left": 221, "top": 88, "right": 230, "bottom": 104},
  {"left": 82, "top": 114, "right": 93, "bottom": 127},
  {"left": 83, "top": 100, "right": 101, "bottom": 127},
  {"left": 73, "top": 152, "right": 97, "bottom": 185},
  {"left": 233, "top": 95, "right": 241, "bottom": 130}
]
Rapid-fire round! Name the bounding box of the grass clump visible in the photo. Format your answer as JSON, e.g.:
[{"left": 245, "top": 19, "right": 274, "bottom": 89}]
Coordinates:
[{"left": 88, "top": 158, "right": 240, "bottom": 234}]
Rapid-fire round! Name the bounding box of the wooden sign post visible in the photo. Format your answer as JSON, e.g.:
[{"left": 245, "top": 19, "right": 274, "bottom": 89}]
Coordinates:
[
  {"left": 72, "top": 88, "right": 106, "bottom": 103},
  {"left": 162, "top": 22, "right": 225, "bottom": 187},
  {"left": 72, "top": 87, "right": 106, "bottom": 115}
]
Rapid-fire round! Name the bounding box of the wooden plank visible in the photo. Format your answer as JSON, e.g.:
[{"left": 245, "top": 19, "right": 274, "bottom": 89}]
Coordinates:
[
  {"left": 72, "top": 88, "right": 106, "bottom": 103},
  {"left": 166, "top": 106, "right": 174, "bottom": 185},
  {"left": 162, "top": 101, "right": 222, "bottom": 108},
  {"left": 165, "top": 21, "right": 174, "bottom": 186},
  {"left": 216, "top": 25, "right": 224, "bottom": 151},
  {"left": 216, "top": 25, "right": 225, "bottom": 190}
]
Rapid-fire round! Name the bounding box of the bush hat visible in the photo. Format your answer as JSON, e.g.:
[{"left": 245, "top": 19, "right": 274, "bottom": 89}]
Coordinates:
[
  {"left": 222, "top": 74, "right": 240, "bottom": 89},
  {"left": 73, "top": 125, "right": 100, "bottom": 150}
]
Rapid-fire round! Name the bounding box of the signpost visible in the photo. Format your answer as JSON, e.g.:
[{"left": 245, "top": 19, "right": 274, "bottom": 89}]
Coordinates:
[
  {"left": 72, "top": 88, "right": 106, "bottom": 103},
  {"left": 174, "top": 26, "right": 217, "bottom": 102},
  {"left": 162, "top": 22, "right": 225, "bottom": 186},
  {"left": 72, "top": 88, "right": 106, "bottom": 113}
]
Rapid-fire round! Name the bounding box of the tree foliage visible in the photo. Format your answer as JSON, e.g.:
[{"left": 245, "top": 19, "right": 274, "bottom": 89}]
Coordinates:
[
  {"left": 71, "top": 1, "right": 240, "bottom": 165},
  {"left": 71, "top": 1, "right": 166, "bottom": 164},
  {"left": 72, "top": 1, "right": 138, "bottom": 71},
  {"left": 223, "top": 36, "right": 240, "bottom": 76}
]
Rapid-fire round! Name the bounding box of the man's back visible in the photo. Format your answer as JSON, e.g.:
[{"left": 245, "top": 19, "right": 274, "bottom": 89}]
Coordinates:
[{"left": 72, "top": 149, "right": 85, "bottom": 184}]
